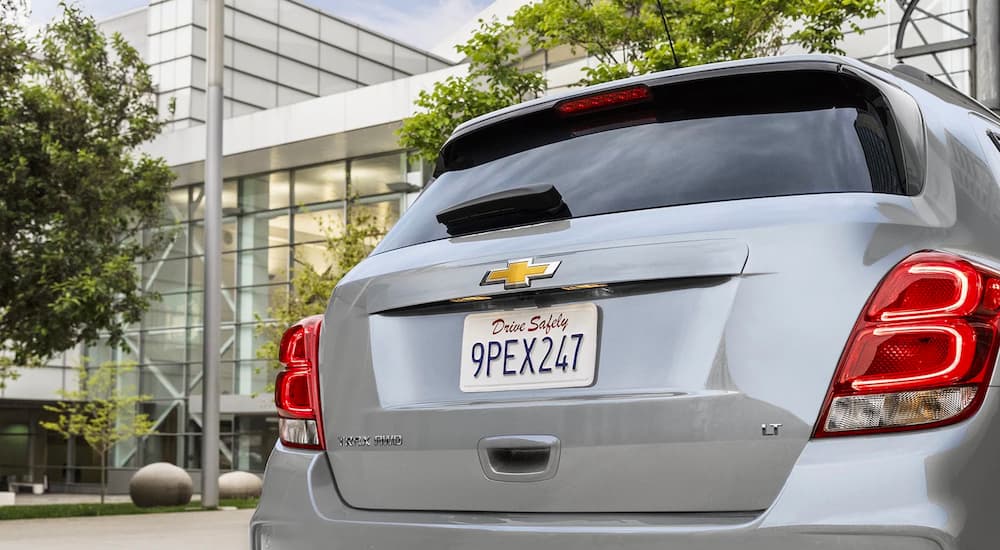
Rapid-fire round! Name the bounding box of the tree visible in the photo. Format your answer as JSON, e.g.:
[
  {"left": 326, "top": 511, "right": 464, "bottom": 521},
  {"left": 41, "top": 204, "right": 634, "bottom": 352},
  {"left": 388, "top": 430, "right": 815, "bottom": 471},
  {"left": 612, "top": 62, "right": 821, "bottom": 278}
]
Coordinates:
[
  {"left": 256, "top": 208, "right": 388, "bottom": 382},
  {"left": 513, "top": 0, "right": 883, "bottom": 84},
  {"left": 0, "top": 3, "right": 174, "bottom": 386},
  {"left": 397, "top": 20, "right": 547, "bottom": 161},
  {"left": 40, "top": 362, "right": 155, "bottom": 505},
  {"left": 398, "top": 0, "right": 882, "bottom": 160}
]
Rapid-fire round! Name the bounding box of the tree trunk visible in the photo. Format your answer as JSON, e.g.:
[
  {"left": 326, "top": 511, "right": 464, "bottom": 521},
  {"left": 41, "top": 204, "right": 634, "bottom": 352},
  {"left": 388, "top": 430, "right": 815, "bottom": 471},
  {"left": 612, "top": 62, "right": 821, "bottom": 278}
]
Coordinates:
[{"left": 100, "top": 451, "right": 107, "bottom": 507}]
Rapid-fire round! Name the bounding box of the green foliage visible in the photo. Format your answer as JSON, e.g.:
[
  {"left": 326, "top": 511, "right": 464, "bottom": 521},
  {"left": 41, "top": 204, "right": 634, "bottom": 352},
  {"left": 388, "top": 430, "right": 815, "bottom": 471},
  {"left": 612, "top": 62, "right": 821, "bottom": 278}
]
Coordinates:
[
  {"left": 513, "top": 0, "right": 883, "bottom": 84},
  {"left": 519, "top": 0, "right": 885, "bottom": 82},
  {"left": 40, "top": 362, "right": 155, "bottom": 504},
  {"left": 398, "top": 0, "right": 881, "bottom": 161},
  {"left": 398, "top": 20, "right": 547, "bottom": 161},
  {"left": 0, "top": 3, "right": 173, "bottom": 386},
  {"left": 0, "top": 498, "right": 258, "bottom": 521},
  {"left": 256, "top": 208, "right": 388, "bottom": 384}
]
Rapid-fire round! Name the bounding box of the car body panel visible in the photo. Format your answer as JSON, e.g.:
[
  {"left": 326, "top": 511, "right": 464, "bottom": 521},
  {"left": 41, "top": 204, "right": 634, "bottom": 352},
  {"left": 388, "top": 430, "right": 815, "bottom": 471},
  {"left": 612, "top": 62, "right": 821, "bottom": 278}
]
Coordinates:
[{"left": 252, "top": 387, "right": 1000, "bottom": 550}]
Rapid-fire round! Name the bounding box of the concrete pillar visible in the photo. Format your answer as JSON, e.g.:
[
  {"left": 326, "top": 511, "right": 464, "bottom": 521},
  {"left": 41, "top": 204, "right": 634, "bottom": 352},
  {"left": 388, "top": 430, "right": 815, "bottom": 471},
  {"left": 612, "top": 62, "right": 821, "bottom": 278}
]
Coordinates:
[{"left": 976, "top": 0, "right": 1000, "bottom": 109}]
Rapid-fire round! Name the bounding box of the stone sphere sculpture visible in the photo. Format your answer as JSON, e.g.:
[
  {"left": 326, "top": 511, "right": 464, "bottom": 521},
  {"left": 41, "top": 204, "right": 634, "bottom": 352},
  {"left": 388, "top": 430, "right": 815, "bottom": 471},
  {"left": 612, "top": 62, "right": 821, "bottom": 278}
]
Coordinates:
[
  {"left": 218, "top": 471, "right": 263, "bottom": 499},
  {"left": 129, "top": 462, "right": 193, "bottom": 508}
]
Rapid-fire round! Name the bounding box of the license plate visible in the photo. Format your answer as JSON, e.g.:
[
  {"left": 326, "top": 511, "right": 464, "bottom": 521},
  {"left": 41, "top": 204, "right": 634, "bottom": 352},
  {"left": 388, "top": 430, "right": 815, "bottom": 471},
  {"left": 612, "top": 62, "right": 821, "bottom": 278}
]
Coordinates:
[{"left": 459, "top": 303, "right": 599, "bottom": 392}]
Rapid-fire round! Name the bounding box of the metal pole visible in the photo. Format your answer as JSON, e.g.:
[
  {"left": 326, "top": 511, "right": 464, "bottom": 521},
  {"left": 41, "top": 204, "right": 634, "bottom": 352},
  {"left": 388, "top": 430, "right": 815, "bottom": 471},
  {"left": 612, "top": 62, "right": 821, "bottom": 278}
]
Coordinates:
[
  {"left": 976, "top": 0, "right": 1000, "bottom": 110},
  {"left": 201, "top": 0, "right": 224, "bottom": 510}
]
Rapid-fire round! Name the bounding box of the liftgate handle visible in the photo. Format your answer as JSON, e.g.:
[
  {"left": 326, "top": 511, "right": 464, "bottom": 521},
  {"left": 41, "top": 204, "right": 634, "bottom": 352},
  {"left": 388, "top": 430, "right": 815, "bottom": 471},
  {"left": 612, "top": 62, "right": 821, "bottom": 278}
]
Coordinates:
[{"left": 477, "top": 435, "right": 561, "bottom": 482}]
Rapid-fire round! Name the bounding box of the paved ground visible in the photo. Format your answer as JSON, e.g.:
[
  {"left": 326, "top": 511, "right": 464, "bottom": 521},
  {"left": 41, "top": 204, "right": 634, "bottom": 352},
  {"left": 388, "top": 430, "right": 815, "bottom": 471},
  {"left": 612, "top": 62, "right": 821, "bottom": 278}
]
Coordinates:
[{"left": 0, "top": 508, "right": 253, "bottom": 550}]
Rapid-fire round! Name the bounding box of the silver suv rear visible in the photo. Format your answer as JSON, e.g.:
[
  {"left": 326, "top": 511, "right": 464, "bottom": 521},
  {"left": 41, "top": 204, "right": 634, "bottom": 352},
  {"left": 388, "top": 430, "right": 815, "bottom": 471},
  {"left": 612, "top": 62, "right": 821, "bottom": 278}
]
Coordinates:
[{"left": 252, "top": 55, "right": 1000, "bottom": 549}]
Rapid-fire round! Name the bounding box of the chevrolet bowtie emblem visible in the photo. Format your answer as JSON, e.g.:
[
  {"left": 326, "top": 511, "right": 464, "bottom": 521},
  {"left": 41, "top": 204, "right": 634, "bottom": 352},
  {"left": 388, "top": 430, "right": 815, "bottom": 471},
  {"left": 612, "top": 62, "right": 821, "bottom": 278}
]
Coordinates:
[{"left": 481, "top": 258, "right": 561, "bottom": 290}]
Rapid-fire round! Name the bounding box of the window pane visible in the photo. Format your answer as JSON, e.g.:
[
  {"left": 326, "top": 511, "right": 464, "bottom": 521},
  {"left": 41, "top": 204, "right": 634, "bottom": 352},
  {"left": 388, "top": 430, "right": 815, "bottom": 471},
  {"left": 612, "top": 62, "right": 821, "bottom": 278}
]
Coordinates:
[
  {"left": 278, "top": 86, "right": 314, "bottom": 107},
  {"left": 147, "top": 2, "right": 162, "bottom": 33},
  {"left": 141, "top": 431, "right": 181, "bottom": 466},
  {"left": 219, "top": 361, "right": 236, "bottom": 396},
  {"left": 295, "top": 162, "right": 346, "bottom": 204},
  {"left": 278, "top": 27, "right": 319, "bottom": 65},
  {"left": 189, "top": 252, "right": 238, "bottom": 289},
  {"left": 350, "top": 153, "right": 404, "bottom": 196},
  {"left": 144, "top": 258, "right": 187, "bottom": 294},
  {"left": 148, "top": 32, "right": 162, "bottom": 64},
  {"left": 377, "top": 72, "right": 905, "bottom": 253},
  {"left": 233, "top": 42, "right": 277, "bottom": 80},
  {"left": 156, "top": 28, "right": 177, "bottom": 62},
  {"left": 238, "top": 245, "right": 290, "bottom": 287},
  {"left": 358, "top": 31, "right": 392, "bottom": 65},
  {"left": 187, "top": 328, "right": 236, "bottom": 367},
  {"left": 187, "top": 289, "right": 236, "bottom": 326},
  {"left": 320, "top": 72, "right": 355, "bottom": 95},
  {"left": 234, "top": 415, "right": 278, "bottom": 470},
  {"left": 190, "top": 219, "right": 238, "bottom": 254},
  {"left": 85, "top": 338, "right": 115, "bottom": 367},
  {"left": 294, "top": 207, "right": 344, "bottom": 244},
  {"left": 85, "top": 335, "right": 139, "bottom": 365},
  {"left": 222, "top": 179, "right": 239, "bottom": 214},
  {"left": 320, "top": 16, "right": 357, "bottom": 51},
  {"left": 351, "top": 198, "right": 401, "bottom": 231},
  {"left": 240, "top": 212, "right": 287, "bottom": 250},
  {"left": 240, "top": 211, "right": 291, "bottom": 249},
  {"left": 193, "top": 0, "right": 206, "bottom": 27},
  {"left": 279, "top": 0, "right": 318, "bottom": 36},
  {"left": 159, "top": 0, "right": 177, "bottom": 30},
  {"left": 242, "top": 172, "right": 290, "bottom": 211},
  {"left": 232, "top": 71, "right": 277, "bottom": 109},
  {"left": 234, "top": 11, "right": 277, "bottom": 51},
  {"left": 144, "top": 330, "right": 187, "bottom": 364},
  {"left": 235, "top": 0, "right": 277, "bottom": 20},
  {"left": 428, "top": 58, "right": 450, "bottom": 71},
  {"left": 154, "top": 59, "right": 177, "bottom": 90},
  {"left": 357, "top": 58, "right": 392, "bottom": 85},
  {"left": 191, "top": 180, "right": 238, "bottom": 220},
  {"left": 192, "top": 58, "right": 206, "bottom": 90},
  {"left": 146, "top": 224, "right": 187, "bottom": 258},
  {"left": 237, "top": 284, "right": 288, "bottom": 324},
  {"left": 319, "top": 44, "right": 356, "bottom": 78},
  {"left": 140, "top": 366, "right": 186, "bottom": 400},
  {"left": 293, "top": 240, "right": 333, "bottom": 276},
  {"left": 165, "top": 87, "right": 192, "bottom": 120},
  {"left": 146, "top": 292, "right": 188, "bottom": 329},
  {"left": 393, "top": 45, "right": 426, "bottom": 74},
  {"left": 176, "top": 0, "right": 193, "bottom": 26},
  {"left": 278, "top": 57, "right": 318, "bottom": 94},
  {"left": 174, "top": 25, "right": 193, "bottom": 58},
  {"left": 236, "top": 323, "right": 271, "bottom": 360}
]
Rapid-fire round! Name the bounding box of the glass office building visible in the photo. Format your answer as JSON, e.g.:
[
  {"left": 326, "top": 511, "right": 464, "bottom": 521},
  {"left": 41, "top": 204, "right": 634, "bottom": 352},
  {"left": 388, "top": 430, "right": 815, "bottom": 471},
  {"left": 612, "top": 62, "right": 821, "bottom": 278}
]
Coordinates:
[
  {"left": 91, "top": 153, "right": 412, "bottom": 475},
  {"left": 145, "top": 0, "right": 451, "bottom": 129}
]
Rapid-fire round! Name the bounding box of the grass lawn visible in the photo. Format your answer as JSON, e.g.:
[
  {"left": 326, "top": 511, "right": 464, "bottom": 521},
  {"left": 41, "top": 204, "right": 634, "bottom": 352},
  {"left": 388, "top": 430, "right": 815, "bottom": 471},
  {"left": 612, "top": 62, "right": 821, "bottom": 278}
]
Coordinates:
[{"left": 0, "top": 498, "right": 258, "bottom": 521}]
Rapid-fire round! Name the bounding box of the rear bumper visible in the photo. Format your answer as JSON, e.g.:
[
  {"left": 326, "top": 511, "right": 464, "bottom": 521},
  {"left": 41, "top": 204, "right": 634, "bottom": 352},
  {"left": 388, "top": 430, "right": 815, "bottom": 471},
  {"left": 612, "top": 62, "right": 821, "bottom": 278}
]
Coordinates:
[{"left": 251, "top": 391, "right": 1000, "bottom": 550}]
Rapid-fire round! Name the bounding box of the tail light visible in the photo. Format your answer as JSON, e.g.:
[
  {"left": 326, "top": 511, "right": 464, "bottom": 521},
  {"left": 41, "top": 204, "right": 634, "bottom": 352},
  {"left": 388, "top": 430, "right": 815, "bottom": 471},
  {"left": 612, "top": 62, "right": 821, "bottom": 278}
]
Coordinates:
[
  {"left": 275, "top": 314, "right": 325, "bottom": 449},
  {"left": 554, "top": 85, "right": 651, "bottom": 116},
  {"left": 815, "top": 251, "right": 1000, "bottom": 437}
]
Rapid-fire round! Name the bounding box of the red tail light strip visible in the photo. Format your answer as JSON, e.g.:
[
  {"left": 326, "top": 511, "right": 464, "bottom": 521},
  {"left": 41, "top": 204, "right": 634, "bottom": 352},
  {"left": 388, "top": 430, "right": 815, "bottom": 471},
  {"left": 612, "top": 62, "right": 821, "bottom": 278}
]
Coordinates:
[
  {"left": 815, "top": 251, "right": 1000, "bottom": 437},
  {"left": 275, "top": 314, "right": 326, "bottom": 449},
  {"left": 554, "top": 85, "right": 652, "bottom": 116}
]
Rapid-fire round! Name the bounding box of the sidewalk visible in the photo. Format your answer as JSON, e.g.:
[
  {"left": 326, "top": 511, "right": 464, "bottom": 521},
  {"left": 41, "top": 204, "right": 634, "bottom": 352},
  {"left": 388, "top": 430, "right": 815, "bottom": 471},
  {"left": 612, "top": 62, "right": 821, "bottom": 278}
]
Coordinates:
[{"left": 0, "top": 508, "right": 253, "bottom": 550}]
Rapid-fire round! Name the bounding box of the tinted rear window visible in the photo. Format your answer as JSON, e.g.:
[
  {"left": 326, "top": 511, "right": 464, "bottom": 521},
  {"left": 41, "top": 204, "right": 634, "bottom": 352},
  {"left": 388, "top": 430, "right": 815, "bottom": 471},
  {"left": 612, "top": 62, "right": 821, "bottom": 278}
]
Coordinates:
[{"left": 377, "top": 71, "right": 904, "bottom": 253}]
